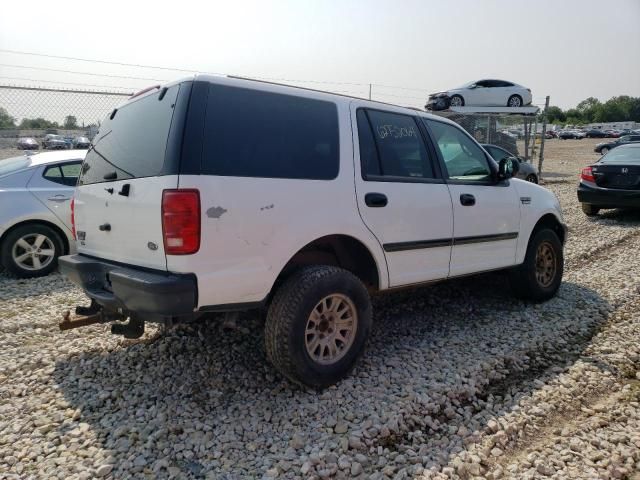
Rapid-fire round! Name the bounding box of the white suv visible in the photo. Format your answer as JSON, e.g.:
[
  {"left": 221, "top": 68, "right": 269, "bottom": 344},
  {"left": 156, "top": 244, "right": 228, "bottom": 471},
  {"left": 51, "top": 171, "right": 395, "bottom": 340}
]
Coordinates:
[{"left": 60, "top": 76, "right": 566, "bottom": 388}]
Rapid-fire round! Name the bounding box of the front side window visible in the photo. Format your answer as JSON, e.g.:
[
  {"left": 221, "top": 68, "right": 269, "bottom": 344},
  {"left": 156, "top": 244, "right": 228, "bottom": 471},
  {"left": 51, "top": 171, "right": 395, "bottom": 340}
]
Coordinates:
[
  {"left": 359, "top": 109, "right": 434, "bottom": 179},
  {"left": 425, "top": 120, "right": 493, "bottom": 182},
  {"left": 485, "top": 146, "right": 510, "bottom": 163},
  {"left": 202, "top": 85, "right": 339, "bottom": 180}
]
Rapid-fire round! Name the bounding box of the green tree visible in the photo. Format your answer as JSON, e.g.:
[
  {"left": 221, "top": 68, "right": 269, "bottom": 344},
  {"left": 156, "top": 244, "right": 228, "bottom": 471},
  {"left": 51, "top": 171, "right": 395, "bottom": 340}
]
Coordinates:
[
  {"left": 63, "top": 115, "right": 78, "bottom": 129},
  {"left": 19, "top": 117, "right": 59, "bottom": 129},
  {"left": 546, "top": 106, "right": 566, "bottom": 124},
  {"left": 0, "top": 107, "right": 16, "bottom": 129},
  {"left": 576, "top": 97, "right": 601, "bottom": 123}
]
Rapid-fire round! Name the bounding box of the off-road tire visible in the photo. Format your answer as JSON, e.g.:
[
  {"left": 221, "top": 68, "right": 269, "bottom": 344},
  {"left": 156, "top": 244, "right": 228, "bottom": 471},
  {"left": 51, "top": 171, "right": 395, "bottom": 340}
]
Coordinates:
[
  {"left": 509, "top": 228, "right": 563, "bottom": 302},
  {"left": 265, "top": 265, "right": 372, "bottom": 389},
  {"left": 0, "top": 224, "right": 64, "bottom": 278},
  {"left": 581, "top": 203, "right": 600, "bottom": 216}
]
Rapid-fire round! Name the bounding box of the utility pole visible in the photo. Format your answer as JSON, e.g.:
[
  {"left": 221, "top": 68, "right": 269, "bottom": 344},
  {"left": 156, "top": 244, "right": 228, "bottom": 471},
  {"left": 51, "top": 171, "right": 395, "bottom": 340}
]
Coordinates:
[
  {"left": 538, "top": 95, "right": 550, "bottom": 179},
  {"left": 369, "top": 84, "right": 372, "bottom": 100}
]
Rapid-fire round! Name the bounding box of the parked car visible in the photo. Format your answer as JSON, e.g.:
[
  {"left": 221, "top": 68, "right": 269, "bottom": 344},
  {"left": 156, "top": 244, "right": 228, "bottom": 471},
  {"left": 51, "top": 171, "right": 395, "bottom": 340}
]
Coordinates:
[
  {"left": 481, "top": 144, "right": 539, "bottom": 183},
  {"left": 72, "top": 136, "right": 91, "bottom": 149},
  {"left": 618, "top": 129, "right": 634, "bottom": 137},
  {"left": 605, "top": 130, "right": 621, "bottom": 138},
  {"left": 559, "top": 130, "right": 582, "bottom": 140},
  {"left": 585, "top": 129, "right": 607, "bottom": 138},
  {"left": 59, "top": 76, "right": 566, "bottom": 388},
  {"left": 63, "top": 136, "right": 75, "bottom": 149},
  {"left": 425, "top": 93, "right": 450, "bottom": 111},
  {"left": 0, "top": 150, "right": 86, "bottom": 278},
  {"left": 545, "top": 130, "right": 558, "bottom": 139},
  {"left": 574, "top": 130, "right": 586, "bottom": 139},
  {"left": 594, "top": 135, "right": 640, "bottom": 154},
  {"left": 16, "top": 137, "right": 40, "bottom": 150},
  {"left": 428, "top": 79, "right": 532, "bottom": 109},
  {"left": 42, "top": 134, "right": 67, "bottom": 150},
  {"left": 578, "top": 144, "right": 640, "bottom": 216}
]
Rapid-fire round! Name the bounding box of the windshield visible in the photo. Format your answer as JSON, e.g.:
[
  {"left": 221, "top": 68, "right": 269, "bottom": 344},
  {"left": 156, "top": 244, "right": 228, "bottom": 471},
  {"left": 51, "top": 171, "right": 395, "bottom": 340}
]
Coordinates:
[
  {"left": 0, "top": 156, "right": 31, "bottom": 176},
  {"left": 599, "top": 146, "right": 640, "bottom": 164}
]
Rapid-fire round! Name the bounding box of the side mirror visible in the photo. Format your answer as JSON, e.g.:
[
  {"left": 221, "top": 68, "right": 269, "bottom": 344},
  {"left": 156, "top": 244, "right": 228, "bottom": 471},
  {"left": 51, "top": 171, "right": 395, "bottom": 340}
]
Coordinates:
[
  {"left": 498, "top": 157, "right": 518, "bottom": 180},
  {"left": 468, "top": 84, "right": 477, "bottom": 89}
]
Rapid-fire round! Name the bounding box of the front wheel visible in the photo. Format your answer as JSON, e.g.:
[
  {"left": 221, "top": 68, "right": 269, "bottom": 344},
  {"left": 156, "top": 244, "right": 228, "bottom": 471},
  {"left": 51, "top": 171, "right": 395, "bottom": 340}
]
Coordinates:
[
  {"left": 449, "top": 95, "right": 464, "bottom": 107},
  {"left": 509, "top": 229, "right": 563, "bottom": 302},
  {"left": 507, "top": 95, "right": 523, "bottom": 107},
  {"left": 265, "top": 266, "right": 372, "bottom": 389}
]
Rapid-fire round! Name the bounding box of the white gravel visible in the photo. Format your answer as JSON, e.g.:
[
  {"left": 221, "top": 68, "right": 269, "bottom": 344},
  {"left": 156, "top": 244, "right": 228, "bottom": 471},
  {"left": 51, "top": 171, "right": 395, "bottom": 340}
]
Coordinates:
[{"left": 1, "top": 139, "right": 639, "bottom": 479}]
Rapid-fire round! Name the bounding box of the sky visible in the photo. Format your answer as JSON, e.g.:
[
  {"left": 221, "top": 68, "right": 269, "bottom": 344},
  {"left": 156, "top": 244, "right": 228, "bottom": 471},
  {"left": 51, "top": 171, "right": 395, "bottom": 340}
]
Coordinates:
[{"left": 1, "top": 0, "right": 639, "bottom": 113}]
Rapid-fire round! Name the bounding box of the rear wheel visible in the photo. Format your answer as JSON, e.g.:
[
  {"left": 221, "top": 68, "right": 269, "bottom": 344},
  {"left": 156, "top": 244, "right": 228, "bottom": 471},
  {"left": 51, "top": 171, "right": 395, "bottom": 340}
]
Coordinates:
[
  {"left": 265, "top": 265, "right": 372, "bottom": 389},
  {"left": 581, "top": 203, "right": 600, "bottom": 216},
  {"left": 600, "top": 147, "right": 609, "bottom": 155},
  {"left": 509, "top": 229, "right": 563, "bottom": 302},
  {"left": 449, "top": 95, "right": 464, "bottom": 107},
  {"left": 507, "top": 95, "right": 523, "bottom": 107},
  {"left": 0, "top": 224, "right": 64, "bottom": 278}
]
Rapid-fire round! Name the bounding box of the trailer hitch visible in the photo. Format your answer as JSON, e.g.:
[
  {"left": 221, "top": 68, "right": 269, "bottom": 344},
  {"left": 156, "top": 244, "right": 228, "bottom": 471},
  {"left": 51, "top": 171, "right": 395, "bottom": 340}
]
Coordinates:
[{"left": 59, "top": 300, "right": 126, "bottom": 332}]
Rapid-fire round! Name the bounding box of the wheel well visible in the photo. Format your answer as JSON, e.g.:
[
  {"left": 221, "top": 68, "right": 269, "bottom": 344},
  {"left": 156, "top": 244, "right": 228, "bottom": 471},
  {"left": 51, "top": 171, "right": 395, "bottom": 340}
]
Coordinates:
[
  {"left": 273, "top": 235, "right": 380, "bottom": 295},
  {"left": 532, "top": 214, "right": 565, "bottom": 245},
  {"left": 0, "top": 220, "right": 70, "bottom": 254}
]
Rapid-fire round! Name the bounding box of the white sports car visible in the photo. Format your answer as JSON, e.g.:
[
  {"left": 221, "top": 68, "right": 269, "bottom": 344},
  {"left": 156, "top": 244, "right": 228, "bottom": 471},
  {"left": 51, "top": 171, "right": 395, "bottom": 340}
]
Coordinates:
[{"left": 429, "top": 79, "right": 532, "bottom": 109}]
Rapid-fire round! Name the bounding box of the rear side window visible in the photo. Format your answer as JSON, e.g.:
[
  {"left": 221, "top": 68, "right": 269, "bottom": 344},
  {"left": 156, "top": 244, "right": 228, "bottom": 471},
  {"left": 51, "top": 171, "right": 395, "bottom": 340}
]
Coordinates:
[
  {"left": 358, "top": 109, "right": 435, "bottom": 179},
  {"left": 79, "top": 85, "right": 181, "bottom": 185},
  {"left": 43, "top": 161, "right": 82, "bottom": 186},
  {"left": 201, "top": 85, "right": 339, "bottom": 180}
]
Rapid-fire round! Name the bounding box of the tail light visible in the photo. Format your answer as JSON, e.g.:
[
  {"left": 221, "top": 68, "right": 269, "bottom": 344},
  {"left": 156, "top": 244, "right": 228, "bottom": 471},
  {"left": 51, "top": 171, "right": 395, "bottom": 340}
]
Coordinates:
[
  {"left": 581, "top": 166, "right": 595, "bottom": 183},
  {"left": 162, "top": 189, "right": 200, "bottom": 255},
  {"left": 70, "top": 197, "right": 76, "bottom": 240}
]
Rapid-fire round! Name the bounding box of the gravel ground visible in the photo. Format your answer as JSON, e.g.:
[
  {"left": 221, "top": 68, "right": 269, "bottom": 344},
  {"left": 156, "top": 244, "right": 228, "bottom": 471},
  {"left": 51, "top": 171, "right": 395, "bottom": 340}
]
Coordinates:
[{"left": 1, "top": 139, "right": 639, "bottom": 479}]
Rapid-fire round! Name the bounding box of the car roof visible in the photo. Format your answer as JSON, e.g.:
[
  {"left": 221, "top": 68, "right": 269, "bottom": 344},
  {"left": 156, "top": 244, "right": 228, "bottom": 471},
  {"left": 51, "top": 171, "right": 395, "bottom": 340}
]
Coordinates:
[
  {"left": 119, "top": 74, "right": 461, "bottom": 129},
  {"left": 19, "top": 150, "right": 87, "bottom": 167}
]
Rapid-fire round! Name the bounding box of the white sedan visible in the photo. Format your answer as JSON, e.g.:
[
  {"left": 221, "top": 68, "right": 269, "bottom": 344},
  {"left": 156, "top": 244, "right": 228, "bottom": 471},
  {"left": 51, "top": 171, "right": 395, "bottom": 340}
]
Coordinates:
[
  {"left": 445, "top": 79, "right": 532, "bottom": 108},
  {"left": 0, "top": 150, "right": 86, "bottom": 278}
]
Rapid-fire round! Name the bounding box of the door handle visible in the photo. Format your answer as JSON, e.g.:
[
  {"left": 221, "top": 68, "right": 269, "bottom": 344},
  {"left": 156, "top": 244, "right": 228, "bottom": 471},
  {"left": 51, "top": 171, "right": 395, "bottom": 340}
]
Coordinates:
[
  {"left": 365, "top": 192, "right": 388, "bottom": 208},
  {"left": 47, "top": 195, "right": 70, "bottom": 202},
  {"left": 460, "top": 194, "right": 476, "bottom": 206}
]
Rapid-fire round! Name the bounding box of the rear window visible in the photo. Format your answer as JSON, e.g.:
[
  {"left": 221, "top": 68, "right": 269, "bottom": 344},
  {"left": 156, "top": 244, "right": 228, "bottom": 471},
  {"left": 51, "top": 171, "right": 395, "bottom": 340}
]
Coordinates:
[
  {"left": 78, "top": 85, "right": 181, "bottom": 185},
  {"left": 201, "top": 85, "right": 339, "bottom": 180},
  {"left": 599, "top": 146, "right": 640, "bottom": 164},
  {"left": 0, "top": 156, "right": 31, "bottom": 176}
]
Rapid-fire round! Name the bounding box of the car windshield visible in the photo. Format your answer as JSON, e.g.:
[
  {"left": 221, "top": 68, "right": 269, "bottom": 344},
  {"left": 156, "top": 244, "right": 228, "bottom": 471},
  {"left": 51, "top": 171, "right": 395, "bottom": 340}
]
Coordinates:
[
  {"left": 0, "top": 156, "right": 31, "bottom": 176},
  {"left": 76, "top": 137, "right": 89, "bottom": 142},
  {"left": 599, "top": 146, "right": 640, "bottom": 164},
  {"left": 50, "top": 135, "right": 62, "bottom": 140}
]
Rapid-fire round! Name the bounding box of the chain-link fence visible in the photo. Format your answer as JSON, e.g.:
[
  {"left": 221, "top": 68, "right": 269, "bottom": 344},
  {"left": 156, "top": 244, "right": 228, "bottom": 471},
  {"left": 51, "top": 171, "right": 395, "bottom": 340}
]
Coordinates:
[
  {"left": 432, "top": 110, "right": 544, "bottom": 165},
  {"left": 0, "top": 85, "right": 130, "bottom": 155}
]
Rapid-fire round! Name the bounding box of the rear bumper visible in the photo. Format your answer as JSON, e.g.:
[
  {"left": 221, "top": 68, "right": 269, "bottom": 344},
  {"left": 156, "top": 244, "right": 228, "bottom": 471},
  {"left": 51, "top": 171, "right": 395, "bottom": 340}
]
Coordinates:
[
  {"left": 59, "top": 254, "right": 197, "bottom": 320},
  {"left": 577, "top": 183, "right": 640, "bottom": 208}
]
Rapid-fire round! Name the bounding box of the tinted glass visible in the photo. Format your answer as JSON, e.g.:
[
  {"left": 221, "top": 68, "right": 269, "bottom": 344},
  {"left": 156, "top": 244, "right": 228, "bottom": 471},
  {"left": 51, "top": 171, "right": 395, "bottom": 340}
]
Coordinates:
[
  {"left": 44, "top": 166, "right": 62, "bottom": 178},
  {"left": 426, "top": 120, "right": 492, "bottom": 181},
  {"left": 79, "top": 85, "right": 180, "bottom": 185},
  {"left": 365, "top": 110, "right": 434, "bottom": 179},
  {"left": 356, "top": 109, "right": 380, "bottom": 176},
  {"left": 620, "top": 136, "right": 631, "bottom": 142},
  {"left": 61, "top": 163, "right": 82, "bottom": 177},
  {"left": 599, "top": 146, "right": 640, "bottom": 164},
  {"left": 485, "top": 146, "right": 510, "bottom": 162},
  {"left": 201, "top": 85, "right": 339, "bottom": 180}
]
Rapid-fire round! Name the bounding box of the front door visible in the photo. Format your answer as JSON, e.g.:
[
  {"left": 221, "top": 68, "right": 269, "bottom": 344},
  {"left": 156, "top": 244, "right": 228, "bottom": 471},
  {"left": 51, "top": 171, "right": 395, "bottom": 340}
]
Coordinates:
[
  {"left": 424, "top": 119, "right": 521, "bottom": 276},
  {"left": 352, "top": 104, "right": 453, "bottom": 287}
]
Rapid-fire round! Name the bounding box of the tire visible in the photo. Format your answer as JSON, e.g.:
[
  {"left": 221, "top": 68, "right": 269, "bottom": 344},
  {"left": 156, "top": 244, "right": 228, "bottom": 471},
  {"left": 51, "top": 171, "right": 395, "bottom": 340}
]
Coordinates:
[
  {"left": 509, "top": 228, "right": 563, "bottom": 302},
  {"left": 600, "top": 147, "right": 609, "bottom": 155},
  {"left": 581, "top": 203, "right": 600, "bottom": 216},
  {"left": 526, "top": 174, "right": 538, "bottom": 184},
  {"left": 507, "top": 95, "right": 523, "bottom": 107},
  {"left": 0, "top": 224, "right": 64, "bottom": 278},
  {"left": 265, "top": 265, "right": 372, "bottom": 389},
  {"left": 449, "top": 95, "right": 464, "bottom": 107}
]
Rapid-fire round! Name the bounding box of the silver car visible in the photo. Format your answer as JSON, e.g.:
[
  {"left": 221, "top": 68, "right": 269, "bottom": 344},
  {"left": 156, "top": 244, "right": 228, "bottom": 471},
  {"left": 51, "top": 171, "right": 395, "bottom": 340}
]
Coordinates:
[
  {"left": 482, "top": 144, "right": 539, "bottom": 183},
  {"left": 0, "top": 150, "right": 85, "bottom": 278}
]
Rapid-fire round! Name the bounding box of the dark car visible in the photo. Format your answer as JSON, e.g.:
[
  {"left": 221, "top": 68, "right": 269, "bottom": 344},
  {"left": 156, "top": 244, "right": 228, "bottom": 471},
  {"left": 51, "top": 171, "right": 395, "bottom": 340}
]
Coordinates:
[
  {"left": 42, "top": 134, "right": 67, "bottom": 150},
  {"left": 545, "top": 130, "right": 558, "bottom": 138},
  {"left": 594, "top": 135, "right": 640, "bottom": 155},
  {"left": 425, "top": 92, "right": 450, "bottom": 111},
  {"left": 559, "top": 130, "right": 581, "bottom": 140},
  {"left": 578, "top": 144, "right": 640, "bottom": 216},
  {"left": 585, "top": 129, "right": 607, "bottom": 138},
  {"left": 16, "top": 137, "right": 39, "bottom": 150},
  {"left": 72, "top": 136, "right": 91, "bottom": 149},
  {"left": 604, "top": 130, "right": 620, "bottom": 138},
  {"left": 482, "top": 144, "right": 539, "bottom": 183}
]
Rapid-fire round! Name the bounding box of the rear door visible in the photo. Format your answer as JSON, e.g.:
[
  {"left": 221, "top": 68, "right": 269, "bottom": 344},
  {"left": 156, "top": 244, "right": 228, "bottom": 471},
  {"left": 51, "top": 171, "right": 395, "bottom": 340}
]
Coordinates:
[
  {"left": 27, "top": 160, "right": 83, "bottom": 230},
  {"left": 353, "top": 105, "right": 453, "bottom": 286},
  {"left": 73, "top": 82, "right": 191, "bottom": 270}
]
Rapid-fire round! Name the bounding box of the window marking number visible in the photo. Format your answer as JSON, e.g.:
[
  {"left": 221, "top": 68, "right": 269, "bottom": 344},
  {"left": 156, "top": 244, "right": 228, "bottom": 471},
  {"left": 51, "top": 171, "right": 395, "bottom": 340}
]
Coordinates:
[{"left": 376, "top": 124, "right": 416, "bottom": 140}]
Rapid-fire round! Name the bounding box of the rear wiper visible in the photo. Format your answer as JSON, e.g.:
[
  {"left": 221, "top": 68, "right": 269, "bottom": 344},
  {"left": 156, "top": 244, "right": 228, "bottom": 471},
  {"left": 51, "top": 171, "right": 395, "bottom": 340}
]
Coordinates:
[{"left": 103, "top": 171, "right": 117, "bottom": 180}]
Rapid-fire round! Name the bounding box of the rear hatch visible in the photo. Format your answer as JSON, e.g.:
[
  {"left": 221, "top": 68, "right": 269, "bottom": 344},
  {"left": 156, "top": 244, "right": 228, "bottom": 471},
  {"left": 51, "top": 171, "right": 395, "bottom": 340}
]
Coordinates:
[{"left": 74, "top": 82, "right": 191, "bottom": 270}]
